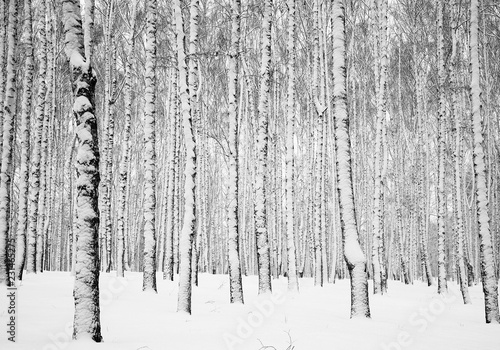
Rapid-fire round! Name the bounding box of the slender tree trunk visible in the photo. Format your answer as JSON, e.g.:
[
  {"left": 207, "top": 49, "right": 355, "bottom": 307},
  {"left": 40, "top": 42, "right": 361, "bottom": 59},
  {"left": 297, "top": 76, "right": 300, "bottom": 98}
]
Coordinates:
[
  {"left": 117, "top": 2, "right": 137, "bottom": 278},
  {"left": 254, "top": 0, "right": 273, "bottom": 295},
  {"left": 332, "top": 0, "right": 370, "bottom": 318},
  {"left": 437, "top": 0, "right": 448, "bottom": 294},
  {"left": 26, "top": 0, "right": 47, "bottom": 274},
  {"left": 470, "top": 0, "right": 500, "bottom": 324},
  {"left": 227, "top": 0, "right": 244, "bottom": 303},
  {"left": 14, "top": 0, "right": 34, "bottom": 282},
  {"left": 175, "top": 0, "right": 198, "bottom": 314},
  {"left": 142, "top": 0, "right": 157, "bottom": 292},
  {"left": 0, "top": 0, "right": 17, "bottom": 285},
  {"left": 164, "top": 66, "right": 178, "bottom": 282},
  {"left": 285, "top": 0, "right": 299, "bottom": 293}
]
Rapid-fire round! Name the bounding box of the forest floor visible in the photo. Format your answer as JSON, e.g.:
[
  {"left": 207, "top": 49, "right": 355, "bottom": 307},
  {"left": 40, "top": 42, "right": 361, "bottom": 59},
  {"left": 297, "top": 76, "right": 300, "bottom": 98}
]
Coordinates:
[{"left": 1, "top": 271, "right": 499, "bottom": 350}]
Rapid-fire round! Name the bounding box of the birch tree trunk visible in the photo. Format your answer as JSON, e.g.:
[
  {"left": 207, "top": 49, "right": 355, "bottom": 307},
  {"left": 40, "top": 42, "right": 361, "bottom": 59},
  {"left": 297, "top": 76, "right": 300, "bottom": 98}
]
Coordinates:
[
  {"left": 285, "top": 0, "right": 299, "bottom": 293},
  {"left": 164, "top": 66, "right": 178, "bottom": 281},
  {"left": 61, "top": 0, "right": 102, "bottom": 341},
  {"left": 449, "top": 0, "right": 470, "bottom": 304},
  {"left": 470, "top": 0, "right": 500, "bottom": 324},
  {"left": 142, "top": 0, "right": 158, "bottom": 293},
  {"left": 14, "top": 0, "right": 34, "bottom": 282},
  {"left": 117, "top": 2, "right": 137, "bottom": 278},
  {"left": 175, "top": 0, "right": 198, "bottom": 314},
  {"left": 227, "top": 0, "right": 244, "bottom": 303},
  {"left": 0, "top": 0, "right": 17, "bottom": 285},
  {"left": 188, "top": 0, "right": 200, "bottom": 287},
  {"left": 333, "top": 0, "right": 370, "bottom": 318},
  {"left": 437, "top": 0, "right": 447, "bottom": 294},
  {"left": 312, "top": 0, "right": 325, "bottom": 287},
  {"left": 254, "top": 0, "right": 273, "bottom": 295},
  {"left": 372, "top": 0, "right": 388, "bottom": 295},
  {"left": 26, "top": 0, "right": 47, "bottom": 274}
]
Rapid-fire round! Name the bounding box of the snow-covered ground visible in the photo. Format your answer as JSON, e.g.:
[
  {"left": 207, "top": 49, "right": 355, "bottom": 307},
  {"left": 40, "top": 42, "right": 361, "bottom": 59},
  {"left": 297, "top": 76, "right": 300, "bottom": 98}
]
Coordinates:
[{"left": 1, "top": 272, "right": 499, "bottom": 350}]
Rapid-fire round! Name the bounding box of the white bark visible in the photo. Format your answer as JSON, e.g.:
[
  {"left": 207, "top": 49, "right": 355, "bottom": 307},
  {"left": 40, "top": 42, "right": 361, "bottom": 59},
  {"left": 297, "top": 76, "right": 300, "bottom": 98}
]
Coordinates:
[
  {"left": 254, "top": 0, "right": 273, "bottom": 295},
  {"left": 14, "top": 0, "right": 34, "bottom": 282},
  {"left": 62, "top": 0, "right": 102, "bottom": 341},
  {"left": 117, "top": 2, "right": 137, "bottom": 278},
  {"left": 285, "top": 0, "right": 299, "bottom": 293},
  {"left": 175, "top": 0, "right": 198, "bottom": 314},
  {"left": 437, "top": 0, "right": 447, "bottom": 294},
  {"left": 227, "top": 0, "right": 244, "bottom": 303},
  {"left": 470, "top": 0, "right": 500, "bottom": 324},
  {"left": 26, "top": 1, "right": 47, "bottom": 274},
  {"left": 0, "top": 0, "right": 17, "bottom": 285},
  {"left": 332, "top": 0, "right": 370, "bottom": 318},
  {"left": 142, "top": 0, "right": 157, "bottom": 292}
]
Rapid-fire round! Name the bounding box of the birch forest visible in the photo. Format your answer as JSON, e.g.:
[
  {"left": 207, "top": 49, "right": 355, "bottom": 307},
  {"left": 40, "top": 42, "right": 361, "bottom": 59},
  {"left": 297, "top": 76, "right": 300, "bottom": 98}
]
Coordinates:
[{"left": 1, "top": 0, "right": 500, "bottom": 348}]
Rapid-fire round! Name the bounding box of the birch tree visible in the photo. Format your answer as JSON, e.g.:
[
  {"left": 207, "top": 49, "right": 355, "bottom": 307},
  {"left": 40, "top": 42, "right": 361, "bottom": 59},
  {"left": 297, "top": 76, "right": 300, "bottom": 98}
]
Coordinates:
[
  {"left": 175, "top": 0, "right": 198, "bottom": 314},
  {"left": 372, "top": 0, "right": 388, "bottom": 295},
  {"left": 26, "top": 0, "right": 48, "bottom": 274},
  {"left": 436, "top": 0, "right": 447, "bottom": 294},
  {"left": 285, "top": 0, "right": 299, "bottom": 292},
  {"left": 14, "top": 0, "right": 34, "bottom": 282},
  {"left": 142, "top": 0, "right": 158, "bottom": 292},
  {"left": 254, "top": 0, "right": 273, "bottom": 295},
  {"left": 227, "top": 0, "right": 244, "bottom": 303},
  {"left": 0, "top": 0, "right": 17, "bottom": 285},
  {"left": 61, "top": 0, "right": 102, "bottom": 341},
  {"left": 470, "top": 0, "right": 500, "bottom": 324},
  {"left": 332, "top": 0, "right": 370, "bottom": 318},
  {"left": 117, "top": 2, "right": 137, "bottom": 278}
]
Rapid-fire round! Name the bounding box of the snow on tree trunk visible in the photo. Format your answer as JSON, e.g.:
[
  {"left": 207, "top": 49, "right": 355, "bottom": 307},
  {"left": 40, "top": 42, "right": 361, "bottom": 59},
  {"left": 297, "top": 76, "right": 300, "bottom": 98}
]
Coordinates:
[
  {"left": 14, "top": 0, "right": 34, "bottom": 282},
  {"left": 254, "top": 0, "right": 273, "bottom": 295},
  {"left": 26, "top": 0, "right": 47, "bottom": 274},
  {"left": 175, "top": 0, "right": 198, "bottom": 314},
  {"left": 227, "top": 0, "right": 244, "bottom": 303},
  {"left": 332, "top": 0, "right": 370, "bottom": 318},
  {"left": 437, "top": 0, "right": 447, "bottom": 294},
  {"left": 0, "top": 0, "right": 17, "bottom": 285},
  {"left": 117, "top": 2, "right": 136, "bottom": 279},
  {"left": 285, "top": 0, "right": 299, "bottom": 293},
  {"left": 61, "top": 0, "right": 102, "bottom": 341},
  {"left": 470, "top": 0, "right": 500, "bottom": 324},
  {"left": 142, "top": 0, "right": 158, "bottom": 293}
]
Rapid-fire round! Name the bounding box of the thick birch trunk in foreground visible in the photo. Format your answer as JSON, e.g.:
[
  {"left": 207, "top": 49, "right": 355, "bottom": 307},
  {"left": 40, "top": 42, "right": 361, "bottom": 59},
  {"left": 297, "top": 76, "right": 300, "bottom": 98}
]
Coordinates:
[
  {"left": 227, "top": 0, "right": 244, "bottom": 303},
  {"left": 437, "top": 0, "right": 447, "bottom": 294},
  {"left": 26, "top": 0, "right": 47, "bottom": 274},
  {"left": 470, "top": 0, "right": 500, "bottom": 324},
  {"left": 175, "top": 0, "right": 198, "bottom": 314},
  {"left": 14, "top": 0, "right": 34, "bottom": 282},
  {"left": 285, "top": 0, "right": 299, "bottom": 292},
  {"left": 0, "top": 0, "right": 17, "bottom": 285},
  {"left": 332, "top": 0, "right": 370, "bottom": 318},
  {"left": 254, "top": 0, "right": 273, "bottom": 295},
  {"left": 142, "top": 0, "right": 158, "bottom": 293},
  {"left": 62, "top": 0, "right": 102, "bottom": 341}
]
